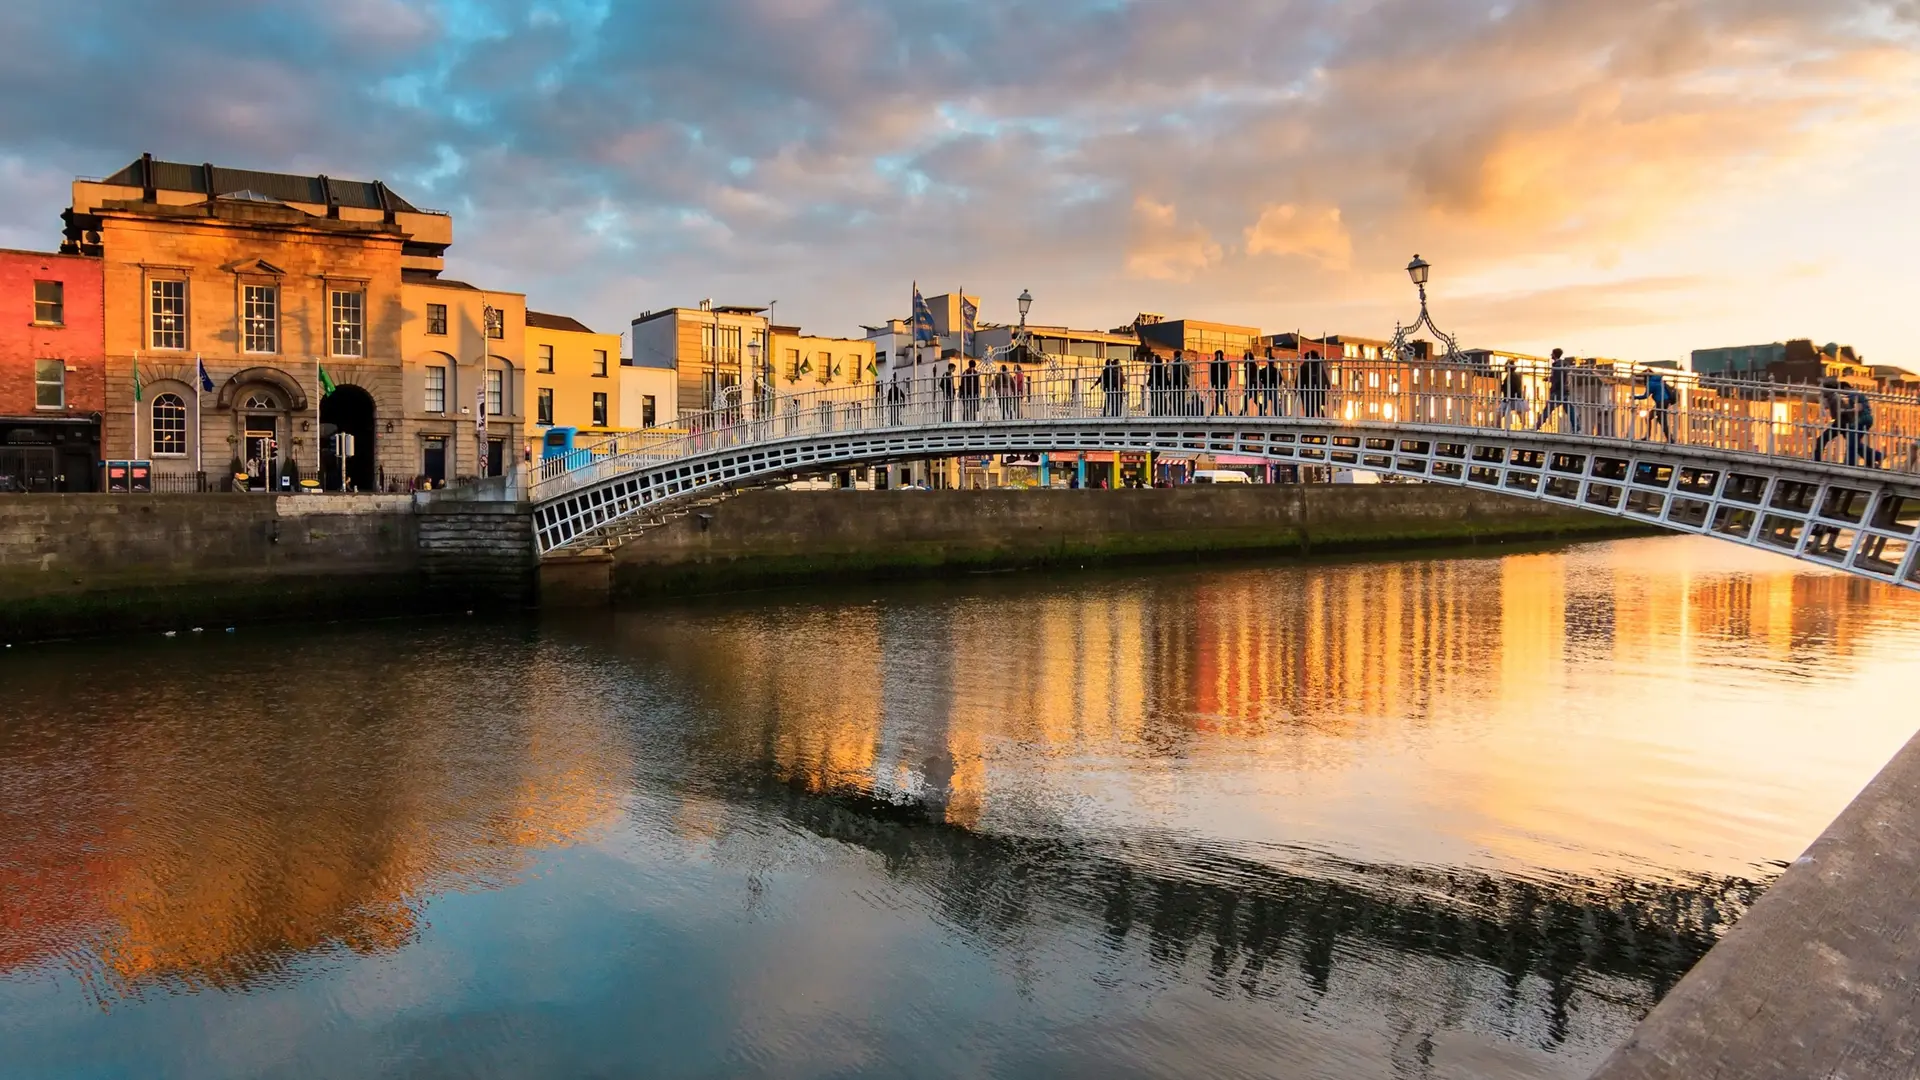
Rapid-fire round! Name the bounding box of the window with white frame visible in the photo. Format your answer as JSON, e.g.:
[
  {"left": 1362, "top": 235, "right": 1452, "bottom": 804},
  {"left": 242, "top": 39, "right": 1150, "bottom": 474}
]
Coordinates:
[
  {"left": 484, "top": 307, "right": 504, "bottom": 339},
  {"left": 330, "top": 289, "right": 365, "bottom": 357},
  {"left": 33, "top": 281, "right": 63, "bottom": 326},
  {"left": 486, "top": 367, "right": 503, "bottom": 415},
  {"left": 151, "top": 394, "right": 187, "bottom": 455},
  {"left": 426, "top": 303, "right": 447, "bottom": 336},
  {"left": 151, "top": 279, "right": 187, "bottom": 349},
  {"left": 537, "top": 344, "right": 554, "bottom": 373},
  {"left": 425, "top": 365, "right": 446, "bottom": 413},
  {"left": 537, "top": 387, "right": 554, "bottom": 425},
  {"left": 34, "top": 359, "right": 64, "bottom": 409},
  {"left": 244, "top": 284, "right": 278, "bottom": 353},
  {"left": 592, "top": 349, "right": 608, "bottom": 377}
]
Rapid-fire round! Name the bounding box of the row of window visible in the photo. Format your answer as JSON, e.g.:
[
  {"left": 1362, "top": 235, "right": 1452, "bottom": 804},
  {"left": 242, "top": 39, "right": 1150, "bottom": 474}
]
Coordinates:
[
  {"left": 533, "top": 344, "right": 611, "bottom": 375},
  {"left": 534, "top": 389, "right": 614, "bottom": 427},
  {"left": 143, "top": 284, "right": 505, "bottom": 356},
  {"left": 782, "top": 349, "right": 870, "bottom": 383}
]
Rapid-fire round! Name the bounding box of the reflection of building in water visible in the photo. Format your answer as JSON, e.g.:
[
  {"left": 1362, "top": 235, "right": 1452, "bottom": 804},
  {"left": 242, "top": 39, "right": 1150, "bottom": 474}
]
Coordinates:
[{"left": 0, "top": 636, "right": 630, "bottom": 1001}]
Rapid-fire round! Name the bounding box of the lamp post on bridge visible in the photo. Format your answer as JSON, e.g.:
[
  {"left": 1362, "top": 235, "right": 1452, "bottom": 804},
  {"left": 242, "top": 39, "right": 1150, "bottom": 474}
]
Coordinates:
[
  {"left": 1018, "top": 289, "right": 1054, "bottom": 488},
  {"left": 1388, "top": 254, "right": 1462, "bottom": 365}
]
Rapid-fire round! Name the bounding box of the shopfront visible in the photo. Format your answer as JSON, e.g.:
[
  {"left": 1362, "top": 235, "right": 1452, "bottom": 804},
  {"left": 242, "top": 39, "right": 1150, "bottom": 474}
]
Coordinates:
[{"left": 0, "top": 416, "right": 100, "bottom": 492}]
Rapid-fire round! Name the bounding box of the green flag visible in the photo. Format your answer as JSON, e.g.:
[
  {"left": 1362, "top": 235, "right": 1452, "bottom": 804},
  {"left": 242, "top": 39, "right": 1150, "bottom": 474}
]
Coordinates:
[
  {"left": 132, "top": 357, "right": 143, "bottom": 403},
  {"left": 318, "top": 366, "right": 337, "bottom": 397}
]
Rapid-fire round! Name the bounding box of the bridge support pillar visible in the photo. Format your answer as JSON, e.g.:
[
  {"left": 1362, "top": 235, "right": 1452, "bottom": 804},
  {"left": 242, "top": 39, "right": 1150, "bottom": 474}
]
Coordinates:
[{"left": 538, "top": 550, "right": 613, "bottom": 608}]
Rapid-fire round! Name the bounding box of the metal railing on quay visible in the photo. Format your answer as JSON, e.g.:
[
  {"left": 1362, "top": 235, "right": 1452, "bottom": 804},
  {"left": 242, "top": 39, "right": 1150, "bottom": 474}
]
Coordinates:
[{"left": 529, "top": 359, "right": 1920, "bottom": 500}]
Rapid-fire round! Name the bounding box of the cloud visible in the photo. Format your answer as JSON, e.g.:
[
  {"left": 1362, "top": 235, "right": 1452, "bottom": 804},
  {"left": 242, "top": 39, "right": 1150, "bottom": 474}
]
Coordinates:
[
  {"left": 1246, "top": 204, "right": 1352, "bottom": 270},
  {"left": 0, "top": 0, "right": 1913, "bottom": 358}
]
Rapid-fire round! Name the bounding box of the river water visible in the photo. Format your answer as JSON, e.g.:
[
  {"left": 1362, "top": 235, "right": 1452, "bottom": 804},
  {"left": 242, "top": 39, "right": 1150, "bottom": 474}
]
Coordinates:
[{"left": 4, "top": 535, "right": 1919, "bottom": 1080}]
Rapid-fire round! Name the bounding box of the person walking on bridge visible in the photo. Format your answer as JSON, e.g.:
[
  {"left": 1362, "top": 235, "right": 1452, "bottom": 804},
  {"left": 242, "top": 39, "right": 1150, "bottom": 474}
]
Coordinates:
[
  {"left": 1299, "top": 351, "right": 1327, "bottom": 418},
  {"left": 1535, "top": 349, "right": 1579, "bottom": 433},
  {"left": 1173, "top": 349, "right": 1195, "bottom": 416},
  {"left": 1813, "top": 378, "right": 1847, "bottom": 462},
  {"left": 1210, "top": 349, "right": 1232, "bottom": 416},
  {"left": 961, "top": 360, "right": 981, "bottom": 422},
  {"left": 940, "top": 362, "right": 957, "bottom": 423},
  {"left": 1147, "top": 352, "right": 1167, "bottom": 416},
  {"left": 1101, "top": 353, "right": 1124, "bottom": 417},
  {"left": 1633, "top": 368, "right": 1676, "bottom": 442},
  {"left": 992, "top": 363, "right": 1013, "bottom": 420},
  {"left": 1843, "top": 386, "right": 1882, "bottom": 468},
  {"left": 1496, "top": 359, "right": 1525, "bottom": 429}
]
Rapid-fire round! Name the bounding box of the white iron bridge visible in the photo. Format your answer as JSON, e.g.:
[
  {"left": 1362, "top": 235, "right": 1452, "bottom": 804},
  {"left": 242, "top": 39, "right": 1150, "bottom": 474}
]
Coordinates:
[{"left": 529, "top": 358, "right": 1920, "bottom": 591}]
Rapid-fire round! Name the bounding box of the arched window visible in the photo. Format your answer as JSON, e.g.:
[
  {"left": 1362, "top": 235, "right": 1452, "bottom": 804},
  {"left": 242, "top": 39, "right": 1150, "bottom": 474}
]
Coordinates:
[
  {"left": 152, "top": 394, "right": 187, "bottom": 456},
  {"left": 243, "top": 392, "right": 278, "bottom": 410}
]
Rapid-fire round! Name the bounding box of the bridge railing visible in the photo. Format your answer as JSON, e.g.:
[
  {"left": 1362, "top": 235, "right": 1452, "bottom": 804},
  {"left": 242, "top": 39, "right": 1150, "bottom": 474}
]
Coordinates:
[{"left": 531, "top": 359, "right": 1920, "bottom": 500}]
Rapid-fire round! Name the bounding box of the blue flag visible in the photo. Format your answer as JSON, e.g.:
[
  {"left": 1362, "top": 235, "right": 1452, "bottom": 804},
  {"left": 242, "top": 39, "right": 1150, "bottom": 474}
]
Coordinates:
[
  {"left": 912, "top": 283, "right": 935, "bottom": 347},
  {"left": 196, "top": 356, "right": 215, "bottom": 392},
  {"left": 960, "top": 292, "right": 977, "bottom": 359}
]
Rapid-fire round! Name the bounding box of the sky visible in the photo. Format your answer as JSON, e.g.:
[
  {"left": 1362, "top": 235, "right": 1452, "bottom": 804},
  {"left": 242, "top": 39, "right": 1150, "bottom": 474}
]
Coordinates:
[{"left": 2, "top": 0, "right": 1916, "bottom": 365}]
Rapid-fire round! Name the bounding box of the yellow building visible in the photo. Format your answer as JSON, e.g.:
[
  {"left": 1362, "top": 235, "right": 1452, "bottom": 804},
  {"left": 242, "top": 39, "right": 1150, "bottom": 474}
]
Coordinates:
[
  {"left": 66, "top": 153, "right": 521, "bottom": 489},
  {"left": 770, "top": 325, "right": 878, "bottom": 398},
  {"left": 524, "top": 310, "right": 619, "bottom": 456}
]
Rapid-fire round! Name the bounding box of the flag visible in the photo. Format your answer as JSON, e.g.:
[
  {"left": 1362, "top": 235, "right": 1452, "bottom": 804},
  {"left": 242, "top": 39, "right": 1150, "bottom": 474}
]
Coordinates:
[
  {"left": 865, "top": 358, "right": 878, "bottom": 377},
  {"left": 197, "top": 356, "right": 214, "bottom": 392},
  {"left": 318, "top": 365, "right": 337, "bottom": 397},
  {"left": 960, "top": 292, "right": 978, "bottom": 359},
  {"left": 911, "top": 283, "right": 935, "bottom": 347},
  {"left": 132, "top": 355, "right": 143, "bottom": 403}
]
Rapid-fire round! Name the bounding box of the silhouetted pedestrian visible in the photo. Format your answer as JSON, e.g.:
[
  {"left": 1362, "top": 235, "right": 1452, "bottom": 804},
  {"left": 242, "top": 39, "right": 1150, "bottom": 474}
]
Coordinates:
[{"left": 1535, "top": 348, "right": 1578, "bottom": 433}]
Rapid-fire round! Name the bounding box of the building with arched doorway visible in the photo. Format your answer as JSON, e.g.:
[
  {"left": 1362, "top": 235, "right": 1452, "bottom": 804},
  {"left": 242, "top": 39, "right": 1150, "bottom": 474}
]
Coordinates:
[{"left": 64, "top": 155, "right": 521, "bottom": 491}]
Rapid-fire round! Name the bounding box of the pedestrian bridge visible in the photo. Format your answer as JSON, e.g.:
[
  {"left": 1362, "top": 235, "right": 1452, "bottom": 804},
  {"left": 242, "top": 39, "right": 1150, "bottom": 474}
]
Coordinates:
[{"left": 529, "top": 358, "right": 1920, "bottom": 591}]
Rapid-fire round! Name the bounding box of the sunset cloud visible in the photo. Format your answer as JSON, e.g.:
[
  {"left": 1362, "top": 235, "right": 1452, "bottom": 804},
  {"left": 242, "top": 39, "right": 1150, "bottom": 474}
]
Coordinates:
[{"left": 0, "top": 0, "right": 1913, "bottom": 362}]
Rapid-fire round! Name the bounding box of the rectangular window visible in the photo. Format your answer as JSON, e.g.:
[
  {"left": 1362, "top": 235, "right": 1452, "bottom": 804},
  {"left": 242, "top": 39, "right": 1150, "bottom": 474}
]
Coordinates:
[
  {"left": 243, "top": 284, "right": 278, "bottom": 353},
  {"left": 424, "top": 365, "right": 446, "bottom": 413},
  {"left": 426, "top": 303, "right": 447, "bottom": 336},
  {"left": 486, "top": 368, "right": 503, "bottom": 415},
  {"left": 34, "top": 359, "right": 64, "bottom": 409},
  {"left": 151, "top": 394, "right": 187, "bottom": 455},
  {"left": 785, "top": 348, "right": 801, "bottom": 381},
  {"left": 33, "top": 281, "right": 63, "bottom": 326},
  {"left": 642, "top": 395, "right": 657, "bottom": 427},
  {"left": 150, "top": 279, "right": 187, "bottom": 349},
  {"left": 330, "top": 289, "right": 365, "bottom": 357},
  {"left": 593, "top": 349, "right": 608, "bottom": 377},
  {"left": 537, "top": 344, "right": 554, "bottom": 373},
  {"left": 485, "top": 307, "right": 504, "bottom": 339},
  {"left": 818, "top": 351, "right": 832, "bottom": 383},
  {"left": 591, "top": 392, "right": 608, "bottom": 426},
  {"left": 537, "top": 387, "right": 554, "bottom": 426}
]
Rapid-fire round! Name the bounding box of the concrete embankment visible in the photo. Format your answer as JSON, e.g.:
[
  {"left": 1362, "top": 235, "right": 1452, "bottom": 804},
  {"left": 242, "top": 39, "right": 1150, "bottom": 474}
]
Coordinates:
[
  {"left": 599, "top": 485, "right": 1641, "bottom": 602},
  {"left": 0, "top": 494, "right": 533, "bottom": 642},
  {"left": 1589, "top": 726, "right": 1920, "bottom": 1080}
]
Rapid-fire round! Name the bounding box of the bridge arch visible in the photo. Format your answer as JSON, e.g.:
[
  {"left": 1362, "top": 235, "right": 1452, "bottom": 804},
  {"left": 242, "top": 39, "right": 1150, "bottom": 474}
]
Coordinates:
[{"left": 531, "top": 413, "right": 1920, "bottom": 591}]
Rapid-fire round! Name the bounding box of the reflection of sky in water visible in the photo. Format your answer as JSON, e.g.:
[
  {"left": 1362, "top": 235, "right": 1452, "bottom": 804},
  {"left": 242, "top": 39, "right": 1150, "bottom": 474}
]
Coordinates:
[{"left": 2, "top": 534, "right": 1916, "bottom": 1079}]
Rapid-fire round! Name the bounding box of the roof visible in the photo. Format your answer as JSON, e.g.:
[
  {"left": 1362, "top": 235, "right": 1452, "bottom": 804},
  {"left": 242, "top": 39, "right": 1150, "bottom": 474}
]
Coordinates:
[
  {"left": 526, "top": 310, "right": 596, "bottom": 334},
  {"left": 402, "top": 269, "right": 477, "bottom": 289},
  {"left": 98, "top": 155, "right": 426, "bottom": 214}
]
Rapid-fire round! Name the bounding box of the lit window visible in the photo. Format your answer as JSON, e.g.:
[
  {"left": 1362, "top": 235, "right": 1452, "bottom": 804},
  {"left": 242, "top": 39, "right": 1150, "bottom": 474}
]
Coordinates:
[
  {"left": 426, "top": 303, "right": 447, "bottom": 336},
  {"left": 425, "top": 365, "right": 446, "bottom": 413},
  {"left": 243, "top": 392, "right": 278, "bottom": 410},
  {"left": 330, "top": 289, "right": 365, "bottom": 357},
  {"left": 34, "top": 359, "right": 64, "bottom": 409},
  {"left": 151, "top": 279, "right": 187, "bottom": 349},
  {"left": 642, "top": 395, "right": 657, "bottom": 427},
  {"left": 33, "top": 281, "right": 63, "bottom": 326},
  {"left": 152, "top": 394, "right": 187, "bottom": 455},
  {"left": 538, "top": 344, "right": 554, "bottom": 373},
  {"left": 244, "top": 284, "right": 278, "bottom": 353},
  {"left": 486, "top": 367, "right": 503, "bottom": 415},
  {"left": 591, "top": 392, "right": 608, "bottom": 426},
  {"left": 537, "top": 387, "right": 554, "bottom": 425},
  {"left": 484, "top": 307, "right": 504, "bottom": 339}
]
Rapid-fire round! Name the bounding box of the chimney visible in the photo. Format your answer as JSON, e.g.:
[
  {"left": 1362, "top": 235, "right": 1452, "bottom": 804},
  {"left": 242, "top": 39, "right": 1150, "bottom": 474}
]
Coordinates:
[{"left": 141, "top": 152, "right": 156, "bottom": 202}]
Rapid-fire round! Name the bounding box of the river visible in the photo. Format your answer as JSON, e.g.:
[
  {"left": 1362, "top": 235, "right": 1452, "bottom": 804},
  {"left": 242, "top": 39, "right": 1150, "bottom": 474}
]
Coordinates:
[{"left": 3, "top": 535, "right": 1919, "bottom": 1080}]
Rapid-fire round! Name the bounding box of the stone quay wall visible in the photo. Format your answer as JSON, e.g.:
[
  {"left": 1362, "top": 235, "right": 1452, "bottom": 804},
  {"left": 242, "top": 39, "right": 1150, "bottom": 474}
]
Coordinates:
[
  {"left": 0, "top": 494, "right": 534, "bottom": 642},
  {"left": 604, "top": 485, "right": 1641, "bottom": 602}
]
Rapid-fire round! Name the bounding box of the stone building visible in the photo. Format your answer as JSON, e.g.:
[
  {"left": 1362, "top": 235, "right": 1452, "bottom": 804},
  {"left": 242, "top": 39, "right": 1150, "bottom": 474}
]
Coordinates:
[
  {"left": 0, "top": 248, "right": 103, "bottom": 490},
  {"left": 62, "top": 154, "right": 523, "bottom": 490}
]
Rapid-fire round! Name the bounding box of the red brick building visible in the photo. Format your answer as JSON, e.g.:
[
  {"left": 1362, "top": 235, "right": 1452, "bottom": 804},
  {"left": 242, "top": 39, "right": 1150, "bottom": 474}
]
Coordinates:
[{"left": 1, "top": 249, "right": 103, "bottom": 490}]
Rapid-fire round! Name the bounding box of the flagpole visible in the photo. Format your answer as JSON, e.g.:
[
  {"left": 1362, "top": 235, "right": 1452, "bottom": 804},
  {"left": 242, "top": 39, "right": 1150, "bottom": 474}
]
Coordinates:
[
  {"left": 194, "top": 353, "right": 202, "bottom": 478},
  {"left": 132, "top": 350, "right": 140, "bottom": 464}
]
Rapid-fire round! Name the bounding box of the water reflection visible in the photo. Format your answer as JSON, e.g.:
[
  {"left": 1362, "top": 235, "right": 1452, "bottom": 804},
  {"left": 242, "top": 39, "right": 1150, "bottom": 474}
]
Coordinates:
[{"left": 2, "top": 536, "right": 1917, "bottom": 1079}]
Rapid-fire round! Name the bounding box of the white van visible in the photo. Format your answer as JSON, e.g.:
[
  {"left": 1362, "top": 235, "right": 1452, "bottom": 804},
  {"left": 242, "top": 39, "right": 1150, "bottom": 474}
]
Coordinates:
[
  {"left": 1191, "top": 469, "right": 1253, "bottom": 485},
  {"left": 1332, "top": 469, "right": 1381, "bottom": 484}
]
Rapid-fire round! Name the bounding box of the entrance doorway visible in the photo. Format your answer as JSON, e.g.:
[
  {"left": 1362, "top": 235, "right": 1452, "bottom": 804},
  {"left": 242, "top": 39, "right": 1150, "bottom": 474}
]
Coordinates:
[
  {"left": 320, "top": 384, "right": 377, "bottom": 491},
  {"left": 486, "top": 438, "right": 505, "bottom": 478},
  {"left": 243, "top": 420, "right": 278, "bottom": 491},
  {"left": 422, "top": 437, "right": 447, "bottom": 487}
]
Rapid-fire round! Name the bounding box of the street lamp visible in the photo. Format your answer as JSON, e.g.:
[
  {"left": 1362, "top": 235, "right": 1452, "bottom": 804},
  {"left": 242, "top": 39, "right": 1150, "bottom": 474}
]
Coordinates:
[
  {"left": 1388, "top": 254, "right": 1459, "bottom": 363},
  {"left": 1016, "top": 289, "right": 1033, "bottom": 360}
]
